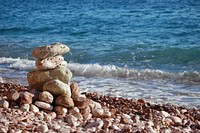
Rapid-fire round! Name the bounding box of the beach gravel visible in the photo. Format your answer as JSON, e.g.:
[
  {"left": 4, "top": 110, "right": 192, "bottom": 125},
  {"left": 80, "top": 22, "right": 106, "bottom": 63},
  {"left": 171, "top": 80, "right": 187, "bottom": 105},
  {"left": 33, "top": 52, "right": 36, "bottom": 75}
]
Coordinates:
[{"left": 0, "top": 82, "right": 200, "bottom": 132}]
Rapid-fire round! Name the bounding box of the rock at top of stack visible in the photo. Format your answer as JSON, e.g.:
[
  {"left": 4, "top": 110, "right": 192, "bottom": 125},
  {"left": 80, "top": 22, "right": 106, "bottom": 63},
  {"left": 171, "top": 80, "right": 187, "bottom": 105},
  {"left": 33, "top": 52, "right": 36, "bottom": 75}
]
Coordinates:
[
  {"left": 32, "top": 42, "right": 70, "bottom": 59},
  {"left": 27, "top": 42, "right": 72, "bottom": 91}
]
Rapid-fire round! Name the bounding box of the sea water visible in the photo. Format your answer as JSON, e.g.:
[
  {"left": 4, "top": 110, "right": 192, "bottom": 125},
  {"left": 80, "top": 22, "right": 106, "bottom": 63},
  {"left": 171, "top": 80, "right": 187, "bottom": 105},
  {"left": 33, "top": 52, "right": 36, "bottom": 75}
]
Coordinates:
[{"left": 0, "top": 0, "right": 200, "bottom": 108}]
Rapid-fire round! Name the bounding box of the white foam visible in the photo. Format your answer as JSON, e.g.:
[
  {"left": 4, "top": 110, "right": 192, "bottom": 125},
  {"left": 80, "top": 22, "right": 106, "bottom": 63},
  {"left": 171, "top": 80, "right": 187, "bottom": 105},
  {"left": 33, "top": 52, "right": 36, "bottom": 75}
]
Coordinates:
[
  {"left": 0, "top": 57, "right": 200, "bottom": 84},
  {"left": 0, "top": 57, "right": 35, "bottom": 70}
]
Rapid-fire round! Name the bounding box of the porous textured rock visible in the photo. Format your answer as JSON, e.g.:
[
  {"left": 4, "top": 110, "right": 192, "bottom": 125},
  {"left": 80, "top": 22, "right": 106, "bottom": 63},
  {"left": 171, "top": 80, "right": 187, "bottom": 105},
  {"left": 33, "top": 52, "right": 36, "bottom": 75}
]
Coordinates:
[
  {"left": 32, "top": 42, "right": 70, "bottom": 59},
  {"left": 35, "top": 55, "right": 66, "bottom": 70}
]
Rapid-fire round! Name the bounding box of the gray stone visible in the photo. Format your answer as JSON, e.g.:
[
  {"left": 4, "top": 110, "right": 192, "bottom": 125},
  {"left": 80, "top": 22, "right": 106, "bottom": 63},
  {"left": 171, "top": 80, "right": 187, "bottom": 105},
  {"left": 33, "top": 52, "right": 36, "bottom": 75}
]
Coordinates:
[
  {"left": 43, "top": 79, "right": 71, "bottom": 97},
  {"left": 27, "top": 67, "right": 72, "bottom": 91},
  {"left": 32, "top": 42, "right": 70, "bottom": 59}
]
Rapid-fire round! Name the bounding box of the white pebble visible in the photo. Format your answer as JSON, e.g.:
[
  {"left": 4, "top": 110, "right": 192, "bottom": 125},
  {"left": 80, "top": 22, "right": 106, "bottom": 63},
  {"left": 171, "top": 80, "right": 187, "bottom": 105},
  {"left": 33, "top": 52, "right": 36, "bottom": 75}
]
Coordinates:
[{"left": 0, "top": 99, "right": 9, "bottom": 109}]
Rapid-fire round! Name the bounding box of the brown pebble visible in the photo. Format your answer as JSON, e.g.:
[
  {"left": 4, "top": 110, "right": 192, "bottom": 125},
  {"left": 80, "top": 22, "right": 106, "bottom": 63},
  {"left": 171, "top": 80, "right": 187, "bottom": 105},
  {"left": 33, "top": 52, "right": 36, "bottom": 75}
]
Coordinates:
[
  {"left": 7, "top": 89, "right": 19, "bottom": 101},
  {"left": 70, "top": 82, "right": 80, "bottom": 100},
  {"left": 20, "top": 91, "right": 34, "bottom": 104}
]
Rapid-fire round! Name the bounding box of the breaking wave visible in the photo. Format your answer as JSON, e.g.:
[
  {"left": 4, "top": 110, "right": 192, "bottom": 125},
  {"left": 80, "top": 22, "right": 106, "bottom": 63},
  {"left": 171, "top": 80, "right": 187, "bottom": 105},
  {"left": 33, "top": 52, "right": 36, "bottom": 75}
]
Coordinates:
[{"left": 0, "top": 57, "right": 200, "bottom": 85}]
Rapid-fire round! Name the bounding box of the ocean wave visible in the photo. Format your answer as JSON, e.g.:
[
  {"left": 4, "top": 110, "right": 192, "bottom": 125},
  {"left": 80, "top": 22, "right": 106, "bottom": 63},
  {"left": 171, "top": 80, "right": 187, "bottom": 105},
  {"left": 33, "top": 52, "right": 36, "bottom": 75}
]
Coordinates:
[{"left": 0, "top": 57, "right": 200, "bottom": 85}]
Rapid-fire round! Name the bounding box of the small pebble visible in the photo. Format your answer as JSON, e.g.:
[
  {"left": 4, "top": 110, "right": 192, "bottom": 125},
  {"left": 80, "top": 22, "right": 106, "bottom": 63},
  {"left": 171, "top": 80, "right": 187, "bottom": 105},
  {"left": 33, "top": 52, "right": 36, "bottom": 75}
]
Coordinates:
[
  {"left": 0, "top": 99, "right": 9, "bottom": 109},
  {"left": 37, "top": 125, "right": 48, "bottom": 133}
]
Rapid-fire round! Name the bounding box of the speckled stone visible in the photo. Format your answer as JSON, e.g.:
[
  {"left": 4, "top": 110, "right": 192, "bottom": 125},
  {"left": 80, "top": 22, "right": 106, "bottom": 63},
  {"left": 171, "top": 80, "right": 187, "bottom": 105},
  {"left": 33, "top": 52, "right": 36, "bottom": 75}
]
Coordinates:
[
  {"left": 32, "top": 42, "right": 70, "bottom": 59},
  {"left": 36, "top": 55, "right": 67, "bottom": 70}
]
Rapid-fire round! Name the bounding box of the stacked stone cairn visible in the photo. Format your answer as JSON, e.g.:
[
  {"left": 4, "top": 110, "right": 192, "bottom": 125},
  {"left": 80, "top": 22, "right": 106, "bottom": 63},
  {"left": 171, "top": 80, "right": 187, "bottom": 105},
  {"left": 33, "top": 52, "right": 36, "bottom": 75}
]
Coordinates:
[{"left": 20, "top": 42, "right": 112, "bottom": 131}]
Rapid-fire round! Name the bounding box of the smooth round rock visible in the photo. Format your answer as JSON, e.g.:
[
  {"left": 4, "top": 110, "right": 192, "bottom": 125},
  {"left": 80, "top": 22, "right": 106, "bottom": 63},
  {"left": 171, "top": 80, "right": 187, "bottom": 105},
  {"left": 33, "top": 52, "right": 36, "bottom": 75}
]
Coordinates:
[
  {"left": 30, "top": 104, "right": 39, "bottom": 113},
  {"left": 37, "top": 124, "right": 48, "bottom": 133},
  {"left": 32, "top": 42, "right": 70, "bottom": 59},
  {"left": 92, "top": 108, "right": 104, "bottom": 118},
  {"left": 169, "top": 116, "right": 182, "bottom": 126},
  {"left": 39, "top": 91, "right": 54, "bottom": 104},
  {"left": 34, "top": 101, "right": 53, "bottom": 111},
  {"left": 55, "top": 94, "right": 74, "bottom": 108},
  {"left": 27, "top": 67, "right": 72, "bottom": 91},
  {"left": 0, "top": 99, "right": 9, "bottom": 109},
  {"left": 43, "top": 79, "right": 71, "bottom": 97},
  {"left": 20, "top": 104, "right": 30, "bottom": 112}
]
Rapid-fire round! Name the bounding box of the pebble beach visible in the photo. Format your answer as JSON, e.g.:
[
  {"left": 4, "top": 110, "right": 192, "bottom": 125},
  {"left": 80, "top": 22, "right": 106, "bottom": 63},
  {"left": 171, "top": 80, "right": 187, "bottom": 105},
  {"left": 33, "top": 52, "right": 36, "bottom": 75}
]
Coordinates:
[{"left": 0, "top": 82, "right": 200, "bottom": 133}]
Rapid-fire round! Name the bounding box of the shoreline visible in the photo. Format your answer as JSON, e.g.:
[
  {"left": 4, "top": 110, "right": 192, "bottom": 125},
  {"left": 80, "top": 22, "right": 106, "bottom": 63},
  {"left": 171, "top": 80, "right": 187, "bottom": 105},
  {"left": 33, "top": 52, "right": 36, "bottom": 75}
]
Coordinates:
[{"left": 0, "top": 82, "right": 200, "bottom": 132}]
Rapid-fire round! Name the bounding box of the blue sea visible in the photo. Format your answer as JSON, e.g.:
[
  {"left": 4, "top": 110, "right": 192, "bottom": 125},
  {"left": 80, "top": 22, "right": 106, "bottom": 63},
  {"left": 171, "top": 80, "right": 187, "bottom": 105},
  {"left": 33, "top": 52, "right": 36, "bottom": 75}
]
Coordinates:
[{"left": 1, "top": 0, "right": 200, "bottom": 108}]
